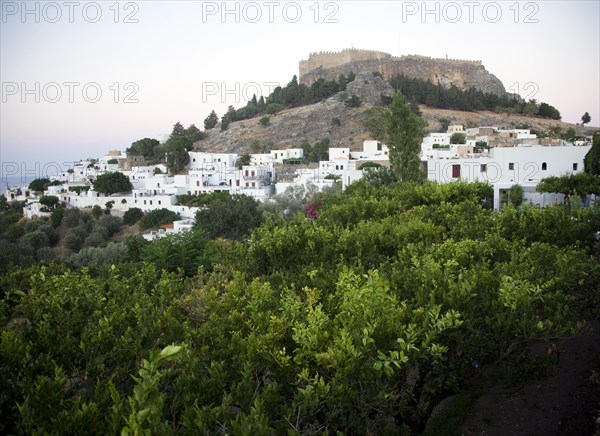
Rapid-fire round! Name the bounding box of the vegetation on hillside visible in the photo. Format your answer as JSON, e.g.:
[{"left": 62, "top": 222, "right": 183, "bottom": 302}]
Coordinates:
[
  {"left": 2, "top": 176, "right": 600, "bottom": 433},
  {"left": 388, "top": 74, "right": 561, "bottom": 119}
]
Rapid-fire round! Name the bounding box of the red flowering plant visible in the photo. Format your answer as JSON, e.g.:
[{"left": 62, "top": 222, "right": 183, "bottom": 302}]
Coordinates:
[{"left": 305, "top": 200, "right": 322, "bottom": 220}]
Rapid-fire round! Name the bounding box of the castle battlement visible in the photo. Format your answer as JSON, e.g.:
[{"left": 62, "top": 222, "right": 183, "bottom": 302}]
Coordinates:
[
  {"left": 298, "top": 48, "right": 502, "bottom": 95},
  {"left": 299, "top": 48, "right": 483, "bottom": 80}
]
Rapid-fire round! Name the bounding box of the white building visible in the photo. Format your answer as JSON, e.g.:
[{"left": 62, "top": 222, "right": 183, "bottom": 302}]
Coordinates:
[
  {"left": 350, "top": 140, "right": 390, "bottom": 160},
  {"left": 424, "top": 143, "right": 591, "bottom": 208},
  {"left": 142, "top": 218, "right": 195, "bottom": 241}
]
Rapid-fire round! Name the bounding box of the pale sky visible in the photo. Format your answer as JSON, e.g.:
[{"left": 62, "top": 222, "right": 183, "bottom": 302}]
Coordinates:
[{"left": 1, "top": 0, "right": 599, "bottom": 178}]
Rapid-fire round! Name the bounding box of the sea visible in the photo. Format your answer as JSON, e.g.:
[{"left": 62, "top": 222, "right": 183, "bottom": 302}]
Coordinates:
[{"left": 2, "top": 175, "right": 38, "bottom": 190}]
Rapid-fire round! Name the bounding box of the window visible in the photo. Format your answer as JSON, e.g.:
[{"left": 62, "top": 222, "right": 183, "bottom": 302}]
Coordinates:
[
  {"left": 196, "top": 181, "right": 200, "bottom": 187},
  {"left": 480, "top": 164, "right": 487, "bottom": 173},
  {"left": 252, "top": 182, "right": 255, "bottom": 187},
  {"left": 452, "top": 164, "right": 461, "bottom": 178},
  {"left": 541, "top": 162, "right": 547, "bottom": 171},
  {"left": 573, "top": 163, "right": 578, "bottom": 171},
  {"left": 236, "top": 180, "right": 240, "bottom": 186},
  {"left": 509, "top": 163, "right": 515, "bottom": 171},
  {"left": 158, "top": 201, "right": 161, "bottom": 205},
  {"left": 251, "top": 170, "right": 255, "bottom": 177},
  {"left": 341, "top": 165, "right": 344, "bottom": 170}
]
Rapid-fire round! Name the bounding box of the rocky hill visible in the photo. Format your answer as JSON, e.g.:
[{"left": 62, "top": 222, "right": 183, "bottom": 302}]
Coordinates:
[
  {"left": 194, "top": 71, "right": 597, "bottom": 156},
  {"left": 299, "top": 48, "right": 507, "bottom": 96}
]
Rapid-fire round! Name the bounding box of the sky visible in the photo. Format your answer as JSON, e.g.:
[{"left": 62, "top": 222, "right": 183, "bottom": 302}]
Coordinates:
[{"left": 1, "top": 0, "right": 599, "bottom": 180}]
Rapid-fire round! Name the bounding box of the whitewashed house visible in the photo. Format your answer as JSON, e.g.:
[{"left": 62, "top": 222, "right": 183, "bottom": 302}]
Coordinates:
[{"left": 423, "top": 143, "right": 591, "bottom": 208}]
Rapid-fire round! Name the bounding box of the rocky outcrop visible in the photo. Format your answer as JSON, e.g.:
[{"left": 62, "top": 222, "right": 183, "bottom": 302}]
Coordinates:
[
  {"left": 195, "top": 96, "right": 371, "bottom": 155},
  {"left": 300, "top": 49, "right": 506, "bottom": 96}
]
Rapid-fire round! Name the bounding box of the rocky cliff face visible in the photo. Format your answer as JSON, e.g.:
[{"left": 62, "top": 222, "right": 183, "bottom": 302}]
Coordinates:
[
  {"left": 195, "top": 98, "right": 370, "bottom": 154},
  {"left": 300, "top": 50, "right": 507, "bottom": 96}
]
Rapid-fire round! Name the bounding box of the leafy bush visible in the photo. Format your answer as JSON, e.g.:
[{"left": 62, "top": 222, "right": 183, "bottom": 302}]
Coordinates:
[
  {"left": 67, "top": 242, "right": 129, "bottom": 269},
  {"left": 62, "top": 208, "right": 81, "bottom": 228},
  {"left": 123, "top": 208, "right": 144, "bottom": 225},
  {"left": 138, "top": 208, "right": 180, "bottom": 230},
  {"left": 97, "top": 215, "right": 122, "bottom": 237},
  {"left": 39, "top": 196, "right": 59, "bottom": 209},
  {"left": 1, "top": 180, "right": 599, "bottom": 434},
  {"left": 195, "top": 194, "right": 262, "bottom": 240},
  {"left": 84, "top": 228, "right": 109, "bottom": 248},
  {"left": 93, "top": 172, "right": 133, "bottom": 195},
  {"left": 68, "top": 185, "right": 90, "bottom": 195},
  {"left": 63, "top": 230, "right": 83, "bottom": 252}
]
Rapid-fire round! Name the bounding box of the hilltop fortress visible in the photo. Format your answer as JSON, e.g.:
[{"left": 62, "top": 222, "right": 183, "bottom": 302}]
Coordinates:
[{"left": 299, "top": 48, "right": 506, "bottom": 96}]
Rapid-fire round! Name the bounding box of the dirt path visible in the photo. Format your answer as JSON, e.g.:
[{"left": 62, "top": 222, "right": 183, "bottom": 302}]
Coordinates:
[{"left": 460, "top": 320, "right": 600, "bottom": 436}]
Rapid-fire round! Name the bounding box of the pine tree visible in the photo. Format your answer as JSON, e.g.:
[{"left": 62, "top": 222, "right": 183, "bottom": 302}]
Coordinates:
[{"left": 386, "top": 92, "right": 426, "bottom": 182}]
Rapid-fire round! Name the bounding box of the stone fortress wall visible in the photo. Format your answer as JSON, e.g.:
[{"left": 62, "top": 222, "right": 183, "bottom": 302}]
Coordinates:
[{"left": 298, "top": 48, "right": 503, "bottom": 95}]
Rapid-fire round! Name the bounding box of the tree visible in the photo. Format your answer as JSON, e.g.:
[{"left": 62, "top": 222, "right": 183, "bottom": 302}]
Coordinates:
[
  {"left": 450, "top": 132, "right": 467, "bottom": 144},
  {"left": 503, "top": 184, "right": 524, "bottom": 207},
  {"left": 126, "top": 138, "right": 161, "bottom": 161},
  {"left": 537, "top": 172, "right": 600, "bottom": 202},
  {"left": 266, "top": 103, "right": 285, "bottom": 114},
  {"left": 28, "top": 178, "right": 52, "bottom": 193},
  {"left": 562, "top": 127, "right": 577, "bottom": 140},
  {"left": 259, "top": 182, "right": 320, "bottom": 220},
  {"left": 220, "top": 115, "right": 231, "bottom": 131},
  {"left": 522, "top": 99, "right": 538, "bottom": 116},
  {"left": 163, "top": 136, "right": 192, "bottom": 174},
  {"left": 584, "top": 132, "right": 600, "bottom": 175},
  {"left": 140, "top": 229, "right": 213, "bottom": 277},
  {"left": 184, "top": 124, "right": 205, "bottom": 143},
  {"left": 362, "top": 166, "right": 397, "bottom": 188},
  {"left": 97, "top": 214, "right": 122, "bottom": 236},
  {"left": 363, "top": 107, "right": 388, "bottom": 142},
  {"left": 138, "top": 208, "right": 180, "bottom": 230},
  {"left": 104, "top": 201, "right": 115, "bottom": 215},
  {"left": 50, "top": 204, "right": 65, "bottom": 227},
  {"left": 39, "top": 195, "right": 59, "bottom": 209},
  {"left": 123, "top": 207, "right": 144, "bottom": 225},
  {"left": 165, "top": 147, "right": 190, "bottom": 174},
  {"left": 204, "top": 110, "right": 219, "bottom": 130},
  {"left": 194, "top": 193, "right": 263, "bottom": 240},
  {"left": 164, "top": 135, "right": 193, "bottom": 152},
  {"left": 259, "top": 116, "right": 270, "bottom": 127},
  {"left": 386, "top": 92, "right": 426, "bottom": 182},
  {"left": 93, "top": 172, "right": 133, "bottom": 195},
  {"left": 537, "top": 102, "right": 561, "bottom": 120},
  {"left": 91, "top": 205, "right": 103, "bottom": 219},
  {"left": 438, "top": 117, "right": 451, "bottom": 132},
  {"left": 236, "top": 154, "right": 251, "bottom": 169},
  {"left": 581, "top": 112, "right": 591, "bottom": 126},
  {"left": 308, "top": 138, "right": 330, "bottom": 162},
  {"left": 170, "top": 122, "right": 186, "bottom": 137}
]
